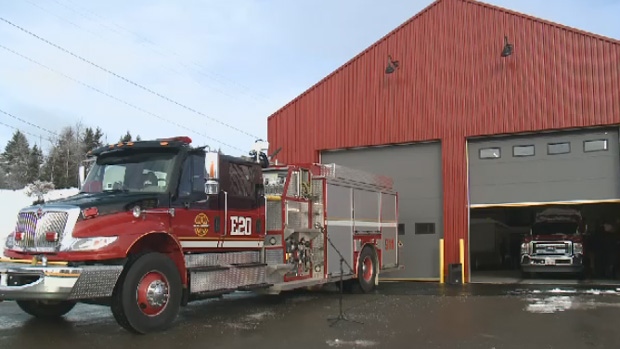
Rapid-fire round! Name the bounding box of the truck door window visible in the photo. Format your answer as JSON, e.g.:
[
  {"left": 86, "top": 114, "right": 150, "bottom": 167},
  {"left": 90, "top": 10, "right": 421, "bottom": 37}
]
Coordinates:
[
  {"left": 229, "top": 163, "right": 254, "bottom": 197},
  {"left": 178, "top": 154, "right": 206, "bottom": 197}
]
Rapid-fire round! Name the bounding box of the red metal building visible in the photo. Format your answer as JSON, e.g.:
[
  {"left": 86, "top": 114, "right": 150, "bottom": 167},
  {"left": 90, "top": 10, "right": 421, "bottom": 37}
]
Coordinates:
[{"left": 267, "top": 0, "right": 620, "bottom": 281}]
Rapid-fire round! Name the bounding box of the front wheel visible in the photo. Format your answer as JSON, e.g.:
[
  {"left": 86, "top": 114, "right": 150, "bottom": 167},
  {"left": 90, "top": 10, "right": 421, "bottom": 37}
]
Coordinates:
[
  {"left": 111, "top": 252, "right": 182, "bottom": 334},
  {"left": 16, "top": 300, "right": 76, "bottom": 319}
]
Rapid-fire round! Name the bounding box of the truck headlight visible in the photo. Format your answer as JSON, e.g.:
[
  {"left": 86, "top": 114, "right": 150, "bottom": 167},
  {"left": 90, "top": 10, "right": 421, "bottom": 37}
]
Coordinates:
[
  {"left": 4, "top": 232, "right": 14, "bottom": 249},
  {"left": 521, "top": 242, "right": 529, "bottom": 255},
  {"left": 65, "top": 236, "right": 118, "bottom": 251},
  {"left": 573, "top": 242, "right": 583, "bottom": 255}
]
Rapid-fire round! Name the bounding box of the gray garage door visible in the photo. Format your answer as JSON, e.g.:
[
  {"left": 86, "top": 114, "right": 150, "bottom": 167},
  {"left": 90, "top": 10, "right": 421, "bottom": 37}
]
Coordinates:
[
  {"left": 468, "top": 128, "right": 620, "bottom": 207},
  {"left": 321, "top": 142, "right": 443, "bottom": 279}
]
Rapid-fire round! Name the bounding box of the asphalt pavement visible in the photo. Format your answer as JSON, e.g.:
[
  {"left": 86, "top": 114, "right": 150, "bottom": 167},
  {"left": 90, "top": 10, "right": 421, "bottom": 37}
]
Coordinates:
[{"left": 1, "top": 282, "right": 620, "bottom": 349}]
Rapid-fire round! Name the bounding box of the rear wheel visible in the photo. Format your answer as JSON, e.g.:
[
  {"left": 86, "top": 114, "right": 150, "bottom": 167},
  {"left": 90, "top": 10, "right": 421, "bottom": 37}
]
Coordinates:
[
  {"left": 357, "top": 246, "right": 378, "bottom": 293},
  {"left": 16, "top": 300, "right": 76, "bottom": 319},
  {"left": 111, "top": 252, "right": 182, "bottom": 334}
]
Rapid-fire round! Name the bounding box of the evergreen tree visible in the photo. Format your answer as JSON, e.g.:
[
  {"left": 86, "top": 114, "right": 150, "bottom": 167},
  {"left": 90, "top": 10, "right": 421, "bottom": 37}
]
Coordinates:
[
  {"left": 0, "top": 130, "right": 31, "bottom": 189},
  {"left": 0, "top": 166, "right": 7, "bottom": 189},
  {"left": 26, "top": 144, "right": 43, "bottom": 183},
  {"left": 120, "top": 131, "right": 132, "bottom": 142},
  {"left": 82, "top": 126, "right": 104, "bottom": 153}
]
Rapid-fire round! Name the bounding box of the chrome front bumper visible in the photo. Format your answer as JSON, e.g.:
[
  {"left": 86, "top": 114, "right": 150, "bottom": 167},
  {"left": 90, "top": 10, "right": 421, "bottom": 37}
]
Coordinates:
[
  {"left": 520, "top": 254, "right": 584, "bottom": 273},
  {"left": 0, "top": 261, "right": 123, "bottom": 301}
]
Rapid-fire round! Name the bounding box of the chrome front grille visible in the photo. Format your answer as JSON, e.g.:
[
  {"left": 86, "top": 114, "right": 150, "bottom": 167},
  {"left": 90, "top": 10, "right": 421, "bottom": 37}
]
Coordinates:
[
  {"left": 14, "top": 210, "right": 69, "bottom": 251},
  {"left": 533, "top": 242, "right": 570, "bottom": 256}
]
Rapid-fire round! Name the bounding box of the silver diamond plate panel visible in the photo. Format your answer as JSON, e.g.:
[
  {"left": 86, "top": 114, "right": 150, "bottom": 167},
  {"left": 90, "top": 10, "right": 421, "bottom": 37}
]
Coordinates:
[
  {"left": 319, "top": 163, "right": 394, "bottom": 190},
  {"left": 265, "top": 249, "right": 283, "bottom": 265},
  {"left": 68, "top": 265, "right": 124, "bottom": 300},
  {"left": 286, "top": 201, "right": 309, "bottom": 228},
  {"left": 185, "top": 251, "right": 261, "bottom": 268},
  {"left": 312, "top": 179, "right": 324, "bottom": 228},
  {"left": 15, "top": 211, "right": 68, "bottom": 250},
  {"left": 266, "top": 272, "right": 284, "bottom": 285},
  {"left": 287, "top": 171, "right": 299, "bottom": 197},
  {"left": 266, "top": 200, "right": 282, "bottom": 231},
  {"left": 286, "top": 201, "right": 302, "bottom": 228},
  {"left": 190, "top": 266, "right": 266, "bottom": 293}
]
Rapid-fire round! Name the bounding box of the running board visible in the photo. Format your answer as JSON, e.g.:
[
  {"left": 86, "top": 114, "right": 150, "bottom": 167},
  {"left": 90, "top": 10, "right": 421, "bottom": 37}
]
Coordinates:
[
  {"left": 258, "top": 274, "right": 357, "bottom": 295},
  {"left": 189, "top": 263, "right": 267, "bottom": 294}
]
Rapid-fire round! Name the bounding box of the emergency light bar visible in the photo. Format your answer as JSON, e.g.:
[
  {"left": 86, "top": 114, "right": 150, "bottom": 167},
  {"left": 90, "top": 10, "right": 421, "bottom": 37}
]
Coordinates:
[{"left": 155, "top": 136, "right": 192, "bottom": 144}]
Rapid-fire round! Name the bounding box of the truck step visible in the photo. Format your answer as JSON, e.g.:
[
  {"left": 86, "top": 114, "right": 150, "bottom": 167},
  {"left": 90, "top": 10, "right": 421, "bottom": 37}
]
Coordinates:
[
  {"left": 188, "top": 288, "right": 236, "bottom": 301},
  {"left": 266, "top": 263, "right": 294, "bottom": 275},
  {"left": 237, "top": 283, "right": 273, "bottom": 291},
  {"left": 231, "top": 262, "right": 267, "bottom": 269},
  {"left": 187, "top": 265, "right": 230, "bottom": 272}
]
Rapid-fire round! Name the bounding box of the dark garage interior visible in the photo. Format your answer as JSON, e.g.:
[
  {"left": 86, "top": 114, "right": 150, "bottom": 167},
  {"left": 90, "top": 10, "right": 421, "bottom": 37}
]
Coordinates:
[{"left": 469, "top": 203, "right": 620, "bottom": 284}]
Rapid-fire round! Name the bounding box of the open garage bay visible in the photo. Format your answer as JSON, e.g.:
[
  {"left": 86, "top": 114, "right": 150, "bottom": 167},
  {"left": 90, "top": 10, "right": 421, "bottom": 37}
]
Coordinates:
[{"left": 468, "top": 127, "right": 620, "bottom": 285}]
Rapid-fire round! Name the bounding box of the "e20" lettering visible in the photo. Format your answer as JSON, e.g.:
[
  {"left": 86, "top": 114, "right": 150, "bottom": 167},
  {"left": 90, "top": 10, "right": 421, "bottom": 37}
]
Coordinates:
[{"left": 230, "top": 216, "right": 252, "bottom": 235}]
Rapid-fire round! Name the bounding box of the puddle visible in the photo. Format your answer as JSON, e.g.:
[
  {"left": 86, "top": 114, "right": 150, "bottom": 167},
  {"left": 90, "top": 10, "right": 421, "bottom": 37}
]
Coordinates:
[
  {"left": 525, "top": 295, "right": 620, "bottom": 313},
  {"left": 326, "top": 339, "right": 379, "bottom": 347},
  {"left": 526, "top": 296, "right": 573, "bottom": 313}
]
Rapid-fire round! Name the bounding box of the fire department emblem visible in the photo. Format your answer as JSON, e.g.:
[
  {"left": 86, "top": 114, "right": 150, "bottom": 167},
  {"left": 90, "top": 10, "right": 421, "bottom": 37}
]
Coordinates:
[{"left": 193, "top": 213, "right": 210, "bottom": 237}]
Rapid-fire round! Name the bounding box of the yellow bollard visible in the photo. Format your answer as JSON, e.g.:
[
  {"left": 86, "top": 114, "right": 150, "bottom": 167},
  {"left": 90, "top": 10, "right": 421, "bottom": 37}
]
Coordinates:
[
  {"left": 439, "top": 238, "right": 444, "bottom": 284},
  {"left": 459, "top": 238, "right": 466, "bottom": 284}
]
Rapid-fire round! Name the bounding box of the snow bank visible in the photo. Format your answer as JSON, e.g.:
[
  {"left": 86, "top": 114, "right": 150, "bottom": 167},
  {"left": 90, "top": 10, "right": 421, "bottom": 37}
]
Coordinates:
[{"left": 0, "top": 187, "right": 79, "bottom": 245}]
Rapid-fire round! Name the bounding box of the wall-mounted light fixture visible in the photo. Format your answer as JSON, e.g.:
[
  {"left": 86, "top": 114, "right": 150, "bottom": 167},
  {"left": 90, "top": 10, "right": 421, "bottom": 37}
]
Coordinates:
[
  {"left": 385, "top": 55, "right": 400, "bottom": 74},
  {"left": 501, "top": 35, "right": 513, "bottom": 57}
]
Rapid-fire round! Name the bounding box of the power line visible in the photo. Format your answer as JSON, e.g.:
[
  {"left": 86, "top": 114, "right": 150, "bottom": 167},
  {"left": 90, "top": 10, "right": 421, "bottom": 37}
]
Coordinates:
[
  {"left": 54, "top": 0, "right": 272, "bottom": 103},
  {"left": 0, "top": 118, "right": 55, "bottom": 144},
  {"left": 24, "top": 0, "right": 261, "bottom": 105},
  {"left": 0, "top": 44, "right": 244, "bottom": 152},
  {"left": 0, "top": 16, "right": 261, "bottom": 141},
  {"left": 0, "top": 109, "right": 58, "bottom": 138}
]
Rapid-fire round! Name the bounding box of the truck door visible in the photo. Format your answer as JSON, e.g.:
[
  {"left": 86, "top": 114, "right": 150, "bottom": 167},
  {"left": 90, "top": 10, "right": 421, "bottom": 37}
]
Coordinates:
[
  {"left": 170, "top": 151, "right": 223, "bottom": 246},
  {"left": 219, "top": 160, "right": 265, "bottom": 248}
]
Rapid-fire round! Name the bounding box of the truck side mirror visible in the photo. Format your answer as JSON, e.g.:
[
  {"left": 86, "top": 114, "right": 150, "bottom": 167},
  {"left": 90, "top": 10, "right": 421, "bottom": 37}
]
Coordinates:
[
  {"left": 78, "top": 165, "right": 86, "bottom": 188},
  {"left": 205, "top": 179, "right": 219, "bottom": 195}
]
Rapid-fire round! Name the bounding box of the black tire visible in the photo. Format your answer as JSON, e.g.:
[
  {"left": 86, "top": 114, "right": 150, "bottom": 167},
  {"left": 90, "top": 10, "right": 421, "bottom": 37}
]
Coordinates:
[
  {"left": 111, "top": 252, "right": 182, "bottom": 334},
  {"left": 16, "top": 300, "right": 76, "bottom": 319},
  {"left": 357, "top": 246, "right": 378, "bottom": 293}
]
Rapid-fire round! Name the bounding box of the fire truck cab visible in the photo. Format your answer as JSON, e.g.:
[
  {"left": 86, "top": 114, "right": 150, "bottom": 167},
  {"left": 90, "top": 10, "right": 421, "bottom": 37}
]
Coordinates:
[{"left": 1, "top": 136, "right": 400, "bottom": 334}]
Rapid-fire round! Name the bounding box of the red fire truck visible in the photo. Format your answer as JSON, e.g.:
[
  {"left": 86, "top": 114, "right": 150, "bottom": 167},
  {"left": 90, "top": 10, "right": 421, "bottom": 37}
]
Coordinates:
[{"left": 0, "top": 136, "right": 400, "bottom": 334}]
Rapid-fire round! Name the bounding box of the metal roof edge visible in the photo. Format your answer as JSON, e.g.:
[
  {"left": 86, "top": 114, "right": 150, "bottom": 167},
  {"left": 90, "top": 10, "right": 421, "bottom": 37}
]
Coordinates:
[
  {"left": 267, "top": 0, "right": 620, "bottom": 123},
  {"left": 266, "top": 0, "right": 444, "bottom": 122},
  {"left": 467, "top": 0, "right": 620, "bottom": 46}
]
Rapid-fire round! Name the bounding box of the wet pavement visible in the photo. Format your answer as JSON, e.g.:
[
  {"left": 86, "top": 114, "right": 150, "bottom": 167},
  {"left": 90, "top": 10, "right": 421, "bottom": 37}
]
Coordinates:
[{"left": 1, "top": 282, "right": 620, "bottom": 348}]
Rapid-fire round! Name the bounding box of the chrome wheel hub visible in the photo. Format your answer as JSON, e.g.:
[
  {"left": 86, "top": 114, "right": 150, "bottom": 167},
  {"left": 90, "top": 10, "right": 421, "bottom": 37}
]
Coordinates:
[{"left": 146, "top": 280, "right": 169, "bottom": 307}]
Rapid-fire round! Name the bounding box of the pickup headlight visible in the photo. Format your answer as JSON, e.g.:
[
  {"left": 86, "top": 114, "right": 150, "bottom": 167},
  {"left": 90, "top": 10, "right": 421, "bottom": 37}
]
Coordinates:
[
  {"left": 573, "top": 242, "right": 583, "bottom": 255},
  {"left": 64, "top": 236, "right": 118, "bottom": 251},
  {"left": 521, "top": 242, "right": 529, "bottom": 255}
]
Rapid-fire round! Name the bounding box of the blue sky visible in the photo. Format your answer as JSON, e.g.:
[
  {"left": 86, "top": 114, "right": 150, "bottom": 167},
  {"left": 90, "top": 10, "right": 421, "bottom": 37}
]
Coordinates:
[{"left": 1, "top": 0, "right": 619, "bottom": 157}]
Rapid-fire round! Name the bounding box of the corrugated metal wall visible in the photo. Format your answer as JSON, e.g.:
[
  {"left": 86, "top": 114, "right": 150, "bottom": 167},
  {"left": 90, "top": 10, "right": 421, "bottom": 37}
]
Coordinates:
[{"left": 266, "top": 0, "right": 620, "bottom": 273}]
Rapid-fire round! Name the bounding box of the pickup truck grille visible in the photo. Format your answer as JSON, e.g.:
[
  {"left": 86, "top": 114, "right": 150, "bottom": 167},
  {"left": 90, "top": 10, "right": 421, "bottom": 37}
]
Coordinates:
[
  {"left": 14, "top": 210, "right": 69, "bottom": 252},
  {"left": 532, "top": 242, "right": 570, "bottom": 256}
]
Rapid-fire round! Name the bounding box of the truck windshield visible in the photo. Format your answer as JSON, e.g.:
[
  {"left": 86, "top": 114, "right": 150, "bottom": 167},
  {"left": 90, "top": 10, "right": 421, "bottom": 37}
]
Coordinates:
[
  {"left": 531, "top": 222, "right": 579, "bottom": 236},
  {"left": 81, "top": 149, "right": 178, "bottom": 194}
]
